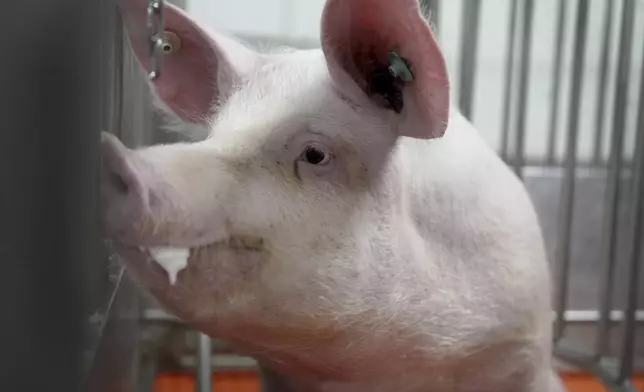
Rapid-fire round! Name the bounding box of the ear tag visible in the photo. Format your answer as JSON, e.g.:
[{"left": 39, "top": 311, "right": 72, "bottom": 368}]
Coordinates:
[{"left": 387, "top": 52, "right": 414, "bottom": 83}]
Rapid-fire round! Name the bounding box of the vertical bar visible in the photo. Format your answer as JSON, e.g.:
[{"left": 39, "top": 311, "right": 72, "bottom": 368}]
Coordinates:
[
  {"left": 423, "top": 0, "right": 441, "bottom": 34},
  {"left": 594, "top": 0, "right": 637, "bottom": 358},
  {"left": 458, "top": 0, "right": 481, "bottom": 119},
  {"left": 137, "top": 355, "right": 158, "bottom": 392},
  {"left": 592, "top": 0, "right": 615, "bottom": 165},
  {"left": 553, "top": 0, "right": 590, "bottom": 342},
  {"left": 110, "top": 7, "right": 124, "bottom": 135},
  {"left": 500, "top": 0, "right": 519, "bottom": 161},
  {"left": 0, "top": 0, "right": 104, "bottom": 391},
  {"left": 617, "top": 34, "right": 644, "bottom": 386},
  {"left": 196, "top": 333, "right": 213, "bottom": 392},
  {"left": 546, "top": 0, "right": 567, "bottom": 165},
  {"left": 513, "top": 0, "right": 535, "bottom": 178}
]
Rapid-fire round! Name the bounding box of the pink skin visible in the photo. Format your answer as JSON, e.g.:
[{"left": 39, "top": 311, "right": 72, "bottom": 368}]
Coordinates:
[{"left": 103, "top": 0, "right": 561, "bottom": 391}]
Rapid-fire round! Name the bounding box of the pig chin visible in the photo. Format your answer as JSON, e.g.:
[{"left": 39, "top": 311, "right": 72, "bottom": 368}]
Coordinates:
[{"left": 106, "top": 234, "right": 269, "bottom": 322}]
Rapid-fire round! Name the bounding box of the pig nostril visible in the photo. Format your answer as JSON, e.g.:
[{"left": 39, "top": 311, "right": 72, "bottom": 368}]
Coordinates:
[{"left": 110, "top": 171, "right": 129, "bottom": 194}]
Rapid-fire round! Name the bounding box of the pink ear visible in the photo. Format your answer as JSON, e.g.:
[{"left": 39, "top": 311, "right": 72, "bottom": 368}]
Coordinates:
[
  {"left": 320, "top": 0, "right": 450, "bottom": 140},
  {"left": 119, "top": 0, "right": 259, "bottom": 124}
]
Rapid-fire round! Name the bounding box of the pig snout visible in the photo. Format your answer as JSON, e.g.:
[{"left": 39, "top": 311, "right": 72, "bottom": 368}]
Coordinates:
[
  {"left": 100, "top": 132, "right": 234, "bottom": 248},
  {"left": 101, "top": 132, "right": 152, "bottom": 243}
]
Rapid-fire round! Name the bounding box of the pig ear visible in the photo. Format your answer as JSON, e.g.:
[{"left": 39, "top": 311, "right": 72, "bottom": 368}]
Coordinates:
[
  {"left": 320, "top": 0, "right": 450, "bottom": 139},
  {"left": 120, "top": 0, "right": 259, "bottom": 124}
]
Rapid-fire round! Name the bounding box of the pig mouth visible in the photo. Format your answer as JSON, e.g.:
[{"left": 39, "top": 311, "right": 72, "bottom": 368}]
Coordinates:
[
  {"left": 142, "top": 235, "right": 265, "bottom": 254},
  {"left": 109, "top": 235, "right": 266, "bottom": 260}
]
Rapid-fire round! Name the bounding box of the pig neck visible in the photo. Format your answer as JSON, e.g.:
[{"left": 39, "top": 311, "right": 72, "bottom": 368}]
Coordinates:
[
  {"left": 223, "top": 208, "right": 550, "bottom": 392},
  {"left": 244, "top": 329, "right": 552, "bottom": 392}
]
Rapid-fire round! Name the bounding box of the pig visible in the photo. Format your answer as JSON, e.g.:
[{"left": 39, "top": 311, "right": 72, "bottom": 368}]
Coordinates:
[{"left": 103, "top": 0, "right": 565, "bottom": 391}]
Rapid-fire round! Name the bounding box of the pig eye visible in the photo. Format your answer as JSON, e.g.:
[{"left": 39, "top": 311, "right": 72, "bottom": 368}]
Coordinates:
[{"left": 302, "top": 145, "right": 330, "bottom": 165}]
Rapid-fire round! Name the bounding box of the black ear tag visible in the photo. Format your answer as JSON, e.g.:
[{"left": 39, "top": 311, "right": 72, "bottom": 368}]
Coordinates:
[
  {"left": 387, "top": 51, "right": 414, "bottom": 82},
  {"left": 368, "top": 51, "right": 414, "bottom": 113}
]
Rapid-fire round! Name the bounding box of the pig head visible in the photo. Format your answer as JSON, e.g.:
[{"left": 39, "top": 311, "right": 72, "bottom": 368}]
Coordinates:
[{"left": 102, "top": 0, "right": 560, "bottom": 391}]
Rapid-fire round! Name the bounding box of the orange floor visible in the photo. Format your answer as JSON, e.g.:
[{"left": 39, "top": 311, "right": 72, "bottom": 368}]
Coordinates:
[
  {"left": 155, "top": 372, "right": 260, "bottom": 392},
  {"left": 155, "top": 371, "right": 644, "bottom": 392}
]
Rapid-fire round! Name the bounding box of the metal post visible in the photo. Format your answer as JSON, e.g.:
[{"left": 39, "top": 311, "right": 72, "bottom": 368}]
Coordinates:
[
  {"left": 0, "top": 0, "right": 106, "bottom": 391},
  {"left": 196, "top": 333, "right": 213, "bottom": 392},
  {"left": 500, "top": 0, "right": 519, "bottom": 161},
  {"left": 512, "top": 0, "right": 535, "bottom": 178},
  {"left": 592, "top": 0, "right": 615, "bottom": 166},
  {"left": 546, "top": 0, "right": 568, "bottom": 165},
  {"left": 553, "top": 0, "right": 590, "bottom": 342},
  {"left": 616, "top": 31, "right": 644, "bottom": 386},
  {"left": 457, "top": 0, "right": 481, "bottom": 120},
  {"left": 595, "top": 0, "right": 637, "bottom": 359},
  {"left": 424, "top": 0, "right": 441, "bottom": 34},
  {"left": 136, "top": 355, "right": 159, "bottom": 392}
]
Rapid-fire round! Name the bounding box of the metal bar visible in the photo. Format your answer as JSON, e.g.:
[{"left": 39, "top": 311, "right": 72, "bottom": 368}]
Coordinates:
[
  {"left": 559, "top": 310, "right": 644, "bottom": 323},
  {"left": 546, "top": 0, "right": 568, "bottom": 165},
  {"left": 147, "top": 0, "right": 165, "bottom": 80},
  {"left": 595, "top": 0, "right": 637, "bottom": 359},
  {"left": 617, "top": 34, "right": 644, "bottom": 384},
  {"left": 457, "top": 0, "right": 481, "bottom": 119},
  {"left": 512, "top": 0, "right": 535, "bottom": 178},
  {"left": 196, "top": 333, "right": 213, "bottom": 392},
  {"left": 592, "top": 0, "right": 615, "bottom": 166},
  {"left": 109, "top": 6, "right": 124, "bottom": 136},
  {"left": 182, "top": 355, "right": 258, "bottom": 371},
  {"left": 423, "top": 0, "right": 441, "bottom": 34},
  {"left": 136, "top": 355, "right": 158, "bottom": 392},
  {"left": 553, "top": 0, "right": 590, "bottom": 342},
  {"left": 500, "top": 0, "right": 519, "bottom": 161},
  {"left": 554, "top": 340, "right": 640, "bottom": 392},
  {"left": 0, "top": 0, "right": 105, "bottom": 390}
]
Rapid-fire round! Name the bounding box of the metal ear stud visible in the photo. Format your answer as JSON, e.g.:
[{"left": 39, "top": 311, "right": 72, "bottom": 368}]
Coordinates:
[
  {"left": 387, "top": 51, "right": 414, "bottom": 83},
  {"left": 160, "top": 31, "right": 182, "bottom": 55}
]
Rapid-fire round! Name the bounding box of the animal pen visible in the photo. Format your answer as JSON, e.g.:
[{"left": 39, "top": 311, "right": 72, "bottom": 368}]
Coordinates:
[{"left": 0, "top": 0, "right": 641, "bottom": 391}]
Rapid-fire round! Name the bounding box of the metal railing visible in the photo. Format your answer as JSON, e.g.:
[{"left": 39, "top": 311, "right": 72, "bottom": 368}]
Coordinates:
[{"left": 423, "top": 0, "right": 643, "bottom": 391}]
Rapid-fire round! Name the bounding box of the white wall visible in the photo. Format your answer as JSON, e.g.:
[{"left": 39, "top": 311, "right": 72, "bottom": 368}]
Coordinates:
[{"left": 186, "top": 0, "right": 644, "bottom": 163}]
